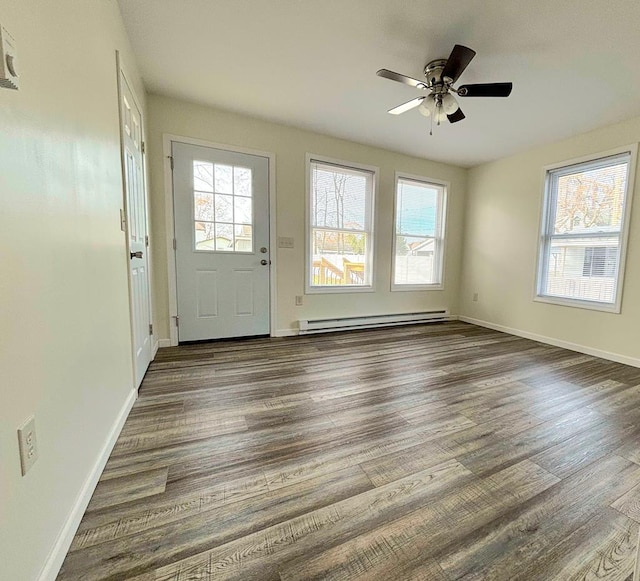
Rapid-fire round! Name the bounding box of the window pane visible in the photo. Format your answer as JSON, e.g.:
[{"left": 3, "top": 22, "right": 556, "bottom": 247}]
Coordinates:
[
  {"left": 194, "top": 192, "right": 214, "bottom": 221},
  {"left": 214, "top": 194, "right": 233, "bottom": 222},
  {"left": 214, "top": 164, "right": 233, "bottom": 194},
  {"left": 394, "top": 236, "right": 436, "bottom": 285},
  {"left": 234, "top": 167, "right": 252, "bottom": 197},
  {"left": 195, "top": 221, "right": 216, "bottom": 250},
  {"left": 193, "top": 161, "right": 214, "bottom": 192},
  {"left": 553, "top": 162, "right": 628, "bottom": 235},
  {"left": 234, "top": 225, "right": 252, "bottom": 252},
  {"left": 215, "top": 223, "right": 234, "bottom": 251},
  {"left": 312, "top": 165, "right": 368, "bottom": 230},
  {"left": 396, "top": 180, "right": 439, "bottom": 237},
  {"left": 544, "top": 237, "right": 619, "bottom": 303},
  {"left": 234, "top": 196, "right": 252, "bottom": 224},
  {"left": 312, "top": 229, "right": 367, "bottom": 286},
  {"left": 393, "top": 178, "right": 444, "bottom": 286}
]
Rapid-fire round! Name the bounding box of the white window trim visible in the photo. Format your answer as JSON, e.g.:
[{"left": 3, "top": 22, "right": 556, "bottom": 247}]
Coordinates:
[
  {"left": 305, "top": 153, "right": 378, "bottom": 294},
  {"left": 391, "top": 171, "right": 449, "bottom": 292},
  {"left": 534, "top": 143, "right": 637, "bottom": 314}
]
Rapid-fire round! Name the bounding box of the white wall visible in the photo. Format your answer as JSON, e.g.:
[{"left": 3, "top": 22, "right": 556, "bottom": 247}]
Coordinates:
[
  {"left": 147, "top": 94, "right": 467, "bottom": 338},
  {"left": 460, "top": 116, "right": 640, "bottom": 365},
  {"left": 0, "top": 1, "right": 145, "bottom": 579}
]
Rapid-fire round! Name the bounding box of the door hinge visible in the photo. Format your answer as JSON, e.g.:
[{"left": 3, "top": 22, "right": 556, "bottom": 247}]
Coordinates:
[
  {"left": 174, "top": 315, "right": 179, "bottom": 327},
  {"left": 145, "top": 235, "right": 149, "bottom": 247},
  {"left": 141, "top": 141, "right": 146, "bottom": 155},
  {"left": 149, "top": 323, "right": 153, "bottom": 335},
  {"left": 173, "top": 238, "right": 177, "bottom": 250},
  {"left": 168, "top": 155, "right": 174, "bottom": 170}
]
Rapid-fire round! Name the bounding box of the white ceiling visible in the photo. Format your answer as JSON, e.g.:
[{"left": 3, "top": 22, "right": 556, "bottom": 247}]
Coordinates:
[{"left": 117, "top": 0, "right": 640, "bottom": 167}]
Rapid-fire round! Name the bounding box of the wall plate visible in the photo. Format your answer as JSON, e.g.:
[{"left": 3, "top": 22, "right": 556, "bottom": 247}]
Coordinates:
[
  {"left": 18, "top": 416, "right": 38, "bottom": 475},
  {"left": 0, "top": 25, "right": 19, "bottom": 90},
  {"left": 278, "top": 236, "right": 294, "bottom": 249}
]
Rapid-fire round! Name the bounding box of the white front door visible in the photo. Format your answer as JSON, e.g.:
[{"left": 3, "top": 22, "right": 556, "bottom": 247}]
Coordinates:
[
  {"left": 172, "top": 142, "right": 271, "bottom": 342},
  {"left": 119, "top": 70, "right": 152, "bottom": 387}
]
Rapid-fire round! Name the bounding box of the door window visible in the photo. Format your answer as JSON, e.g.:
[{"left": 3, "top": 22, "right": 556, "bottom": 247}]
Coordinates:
[{"left": 193, "top": 161, "right": 254, "bottom": 252}]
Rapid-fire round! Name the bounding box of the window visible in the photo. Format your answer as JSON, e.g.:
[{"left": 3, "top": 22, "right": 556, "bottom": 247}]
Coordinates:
[
  {"left": 392, "top": 174, "right": 447, "bottom": 289},
  {"left": 582, "top": 247, "right": 617, "bottom": 278},
  {"left": 536, "top": 148, "right": 635, "bottom": 311},
  {"left": 307, "top": 156, "right": 376, "bottom": 292},
  {"left": 192, "top": 160, "right": 253, "bottom": 252}
]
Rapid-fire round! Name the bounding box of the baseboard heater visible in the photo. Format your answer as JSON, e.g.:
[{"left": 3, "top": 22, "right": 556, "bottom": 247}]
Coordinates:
[{"left": 298, "top": 309, "right": 451, "bottom": 334}]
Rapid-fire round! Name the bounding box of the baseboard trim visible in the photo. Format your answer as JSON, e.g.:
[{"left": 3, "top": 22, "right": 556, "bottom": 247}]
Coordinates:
[
  {"left": 157, "top": 338, "right": 172, "bottom": 349},
  {"left": 459, "top": 315, "right": 640, "bottom": 368},
  {"left": 37, "top": 388, "right": 137, "bottom": 581},
  {"left": 274, "top": 328, "right": 299, "bottom": 337}
]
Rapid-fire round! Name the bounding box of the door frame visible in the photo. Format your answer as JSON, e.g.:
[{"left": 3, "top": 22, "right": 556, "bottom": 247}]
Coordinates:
[
  {"left": 163, "top": 134, "right": 277, "bottom": 346},
  {"left": 116, "top": 51, "right": 155, "bottom": 387}
]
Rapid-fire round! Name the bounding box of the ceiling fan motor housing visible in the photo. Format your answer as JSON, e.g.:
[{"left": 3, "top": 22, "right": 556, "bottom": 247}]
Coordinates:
[{"left": 424, "top": 59, "right": 450, "bottom": 92}]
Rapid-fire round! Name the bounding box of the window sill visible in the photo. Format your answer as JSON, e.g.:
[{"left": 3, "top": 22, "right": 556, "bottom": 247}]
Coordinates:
[
  {"left": 306, "top": 285, "right": 375, "bottom": 295},
  {"left": 533, "top": 294, "right": 621, "bottom": 314},
  {"left": 391, "top": 283, "right": 444, "bottom": 292}
]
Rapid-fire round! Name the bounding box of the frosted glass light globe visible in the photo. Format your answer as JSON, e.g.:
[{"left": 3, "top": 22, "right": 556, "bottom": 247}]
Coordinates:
[
  {"left": 418, "top": 95, "right": 436, "bottom": 117},
  {"left": 442, "top": 93, "right": 459, "bottom": 115}
]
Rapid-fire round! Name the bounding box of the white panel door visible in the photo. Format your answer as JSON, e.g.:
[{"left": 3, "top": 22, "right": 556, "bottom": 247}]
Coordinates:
[
  {"left": 172, "top": 142, "right": 270, "bottom": 341},
  {"left": 120, "top": 71, "right": 152, "bottom": 387}
]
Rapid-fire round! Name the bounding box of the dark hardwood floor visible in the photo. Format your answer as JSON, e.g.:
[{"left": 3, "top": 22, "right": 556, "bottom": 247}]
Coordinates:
[{"left": 58, "top": 322, "right": 640, "bottom": 580}]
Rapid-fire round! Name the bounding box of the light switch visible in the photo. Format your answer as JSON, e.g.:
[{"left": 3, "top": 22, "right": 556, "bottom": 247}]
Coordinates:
[
  {"left": 278, "top": 237, "right": 294, "bottom": 249},
  {"left": 0, "top": 25, "right": 19, "bottom": 90}
]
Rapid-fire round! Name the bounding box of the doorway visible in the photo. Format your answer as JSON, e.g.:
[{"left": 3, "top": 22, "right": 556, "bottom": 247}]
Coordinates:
[
  {"left": 170, "top": 141, "right": 273, "bottom": 342},
  {"left": 118, "top": 61, "right": 152, "bottom": 387}
]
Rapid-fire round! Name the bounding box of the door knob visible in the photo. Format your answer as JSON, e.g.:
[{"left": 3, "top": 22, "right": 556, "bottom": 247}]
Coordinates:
[
  {"left": 260, "top": 259, "right": 269, "bottom": 266},
  {"left": 130, "top": 251, "right": 143, "bottom": 259}
]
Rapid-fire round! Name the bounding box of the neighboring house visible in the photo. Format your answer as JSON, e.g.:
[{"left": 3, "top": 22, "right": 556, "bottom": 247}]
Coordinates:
[
  {"left": 195, "top": 223, "right": 252, "bottom": 252},
  {"left": 407, "top": 238, "right": 435, "bottom": 256},
  {"left": 546, "top": 233, "right": 618, "bottom": 303}
]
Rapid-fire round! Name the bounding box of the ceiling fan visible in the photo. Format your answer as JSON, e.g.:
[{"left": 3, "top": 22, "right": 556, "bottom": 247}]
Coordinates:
[{"left": 377, "top": 44, "right": 512, "bottom": 130}]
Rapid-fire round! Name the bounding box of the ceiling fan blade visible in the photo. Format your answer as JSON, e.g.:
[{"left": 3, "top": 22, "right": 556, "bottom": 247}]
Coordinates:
[
  {"left": 388, "top": 96, "right": 426, "bottom": 115},
  {"left": 441, "top": 44, "right": 476, "bottom": 83},
  {"left": 457, "top": 82, "right": 513, "bottom": 97},
  {"left": 447, "top": 108, "right": 466, "bottom": 123},
  {"left": 377, "top": 68, "right": 427, "bottom": 89}
]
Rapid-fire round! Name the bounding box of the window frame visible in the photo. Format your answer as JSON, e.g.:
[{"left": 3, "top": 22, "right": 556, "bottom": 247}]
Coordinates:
[
  {"left": 534, "top": 144, "right": 637, "bottom": 313},
  {"left": 305, "top": 153, "right": 378, "bottom": 294},
  {"left": 391, "top": 172, "right": 448, "bottom": 292}
]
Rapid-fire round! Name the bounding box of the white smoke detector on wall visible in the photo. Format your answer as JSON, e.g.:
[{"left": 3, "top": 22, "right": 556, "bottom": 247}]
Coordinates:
[{"left": 0, "top": 25, "right": 19, "bottom": 90}]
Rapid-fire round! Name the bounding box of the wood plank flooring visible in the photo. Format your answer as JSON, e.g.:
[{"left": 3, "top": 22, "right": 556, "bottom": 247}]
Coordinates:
[{"left": 57, "top": 322, "right": 640, "bottom": 580}]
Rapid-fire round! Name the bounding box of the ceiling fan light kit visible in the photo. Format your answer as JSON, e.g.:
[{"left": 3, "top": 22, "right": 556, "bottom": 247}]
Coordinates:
[
  {"left": 417, "top": 95, "right": 448, "bottom": 132},
  {"left": 377, "top": 44, "right": 513, "bottom": 132}
]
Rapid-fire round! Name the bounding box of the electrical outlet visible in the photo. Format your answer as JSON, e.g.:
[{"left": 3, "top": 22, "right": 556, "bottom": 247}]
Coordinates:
[
  {"left": 18, "top": 416, "right": 38, "bottom": 476},
  {"left": 472, "top": 292, "right": 479, "bottom": 302},
  {"left": 295, "top": 295, "right": 303, "bottom": 306}
]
